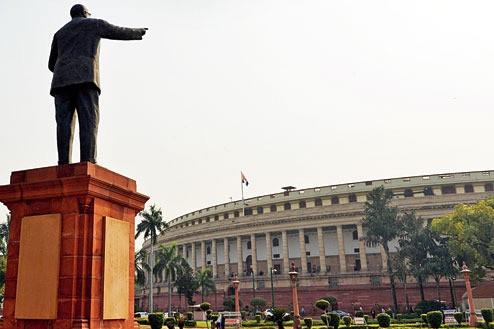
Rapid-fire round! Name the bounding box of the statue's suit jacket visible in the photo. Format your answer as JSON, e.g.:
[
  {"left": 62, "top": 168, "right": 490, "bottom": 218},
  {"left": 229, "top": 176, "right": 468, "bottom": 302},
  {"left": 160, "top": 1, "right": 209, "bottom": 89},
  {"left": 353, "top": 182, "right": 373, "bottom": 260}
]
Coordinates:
[{"left": 49, "top": 17, "right": 144, "bottom": 96}]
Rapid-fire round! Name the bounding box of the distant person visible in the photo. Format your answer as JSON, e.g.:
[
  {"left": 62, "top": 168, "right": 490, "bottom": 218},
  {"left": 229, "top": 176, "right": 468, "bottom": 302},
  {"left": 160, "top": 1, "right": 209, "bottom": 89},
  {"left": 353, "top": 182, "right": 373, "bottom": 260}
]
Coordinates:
[
  {"left": 301, "top": 307, "right": 305, "bottom": 317},
  {"left": 221, "top": 313, "right": 226, "bottom": 329},
  {"left": 371, "top": 309, "right": 376, "bottom": 318}
]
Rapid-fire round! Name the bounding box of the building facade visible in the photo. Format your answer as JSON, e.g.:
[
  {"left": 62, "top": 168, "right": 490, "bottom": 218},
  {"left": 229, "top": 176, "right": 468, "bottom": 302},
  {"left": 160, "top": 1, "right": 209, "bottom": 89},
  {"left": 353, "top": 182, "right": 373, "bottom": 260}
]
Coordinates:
[{"left": 137, "top": 171, "right": 493, "bottom": 313}]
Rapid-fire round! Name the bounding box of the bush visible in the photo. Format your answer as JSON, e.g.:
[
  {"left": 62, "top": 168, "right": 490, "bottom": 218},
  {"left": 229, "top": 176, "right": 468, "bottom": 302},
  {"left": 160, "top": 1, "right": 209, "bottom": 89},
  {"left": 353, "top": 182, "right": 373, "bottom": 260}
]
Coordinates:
[
  {"left": 477, "top": 321, "right": 487, "bottom": 329},
  {"left": 364, "top": 315, "right": 369, "bottom": 323},
  {"left": 255, "top": 315, "right": 262, "bottom": 323},
  {"left": 415, "top": 300, "right": 444, "bottom": 315},
  {"left": 200, "top": 303, "right": 211, "bottom": 312},
  {"left": 421, "top": 314, "right": 428, "bottom": 324},
  {"left": 402, "top": 313, "right": 419, "bottom": 320},
  {"left": 356, "top": 310, "right": 364, "bottom": 317},
  {"left": 426, "top": 311, "right": 443, "bottom": 329},
  {"left": 377, "top": 313, "right": 391, "bottom": 328},
  {"left": 343, "top": 316, "right": 352, "bottom": 327},
  {"left": 251, "top": 297, "right": 268, "bottom": 310},
  {"left": 327, "top": 312, "right": 341, "bottom": 329},
  {"left": 304, "top": 318, "right": 313, "bottom": 329},
  {"left": 136, "top": 319, "right": 150, "bottom": 325},
  {"left": 224, "top": 296, "right": 243, "bottom": 311},
  {"left": 321, "top": 296, "right": 338, "bottom": 309},
  {"left": 386, "top": 310, "right": 394, "bottom": 318},
  {"left": 177, "top": 315, "right": 186, "bottom": 329},
  {"left": 316, "top": 300, "right": 331, "bottom": 312},
  {"left": 256, "top": 311, "right": 263, "bottom": 316},
  {"left": 321, "top": 314, "right": 328, "bottom": 326},
  {"left": 149, "top": 313, "right": 165, "bottom": 329},
  {"left": 186, "top": 312, "right": 194, "bottom": 320},
  {"left": 481, "top": 309, "right": 494, "bottom": 323},
  {"left": 184, "top": 320, "right": 197, "bottom": 327},
  {"left": 454, "top": 312, "right": 464, "bottom": 324},
  {"left": 241, "top": 311, "right": 247, "bottom": 320},
  {"left": 165, "top": 317, "right": 176, "bottom": 329},
  {"left": 396, "top": 314, "right": 402, "bottom": 322}
]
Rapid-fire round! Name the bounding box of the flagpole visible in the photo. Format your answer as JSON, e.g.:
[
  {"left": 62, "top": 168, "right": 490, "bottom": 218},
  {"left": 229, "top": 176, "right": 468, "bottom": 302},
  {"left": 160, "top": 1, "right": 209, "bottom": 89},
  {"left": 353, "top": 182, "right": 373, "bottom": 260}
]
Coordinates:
[{"left": 241, "top": 172, "right": 245, "bottom": 216}]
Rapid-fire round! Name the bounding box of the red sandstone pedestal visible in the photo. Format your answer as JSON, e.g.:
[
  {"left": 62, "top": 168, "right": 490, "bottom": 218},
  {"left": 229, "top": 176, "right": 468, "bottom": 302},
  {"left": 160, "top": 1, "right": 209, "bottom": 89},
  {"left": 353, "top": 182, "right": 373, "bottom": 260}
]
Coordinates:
[{"left": 0, "top": 162, "right": 149, "bottom": 329}]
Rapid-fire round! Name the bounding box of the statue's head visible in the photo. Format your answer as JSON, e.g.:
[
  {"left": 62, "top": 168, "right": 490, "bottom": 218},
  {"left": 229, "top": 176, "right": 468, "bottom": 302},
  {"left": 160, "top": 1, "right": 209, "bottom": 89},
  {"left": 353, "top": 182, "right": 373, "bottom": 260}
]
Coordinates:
[{"left": 70, "top": 4, "right": 91, "bottom": 18}]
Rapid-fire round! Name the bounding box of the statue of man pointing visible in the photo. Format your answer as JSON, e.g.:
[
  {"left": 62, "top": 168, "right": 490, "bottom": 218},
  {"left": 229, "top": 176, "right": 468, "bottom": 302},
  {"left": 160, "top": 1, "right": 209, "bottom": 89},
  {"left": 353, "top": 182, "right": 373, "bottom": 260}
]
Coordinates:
[{"left": 48, "top": 4, "right": 147, "bottom": 164}]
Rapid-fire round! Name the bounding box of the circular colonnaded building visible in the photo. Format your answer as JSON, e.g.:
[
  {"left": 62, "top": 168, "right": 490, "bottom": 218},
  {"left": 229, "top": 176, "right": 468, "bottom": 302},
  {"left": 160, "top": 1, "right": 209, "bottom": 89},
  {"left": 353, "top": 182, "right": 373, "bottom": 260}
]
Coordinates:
[{"left": 137, "top": 170, "right": 494, "bottom": 313}]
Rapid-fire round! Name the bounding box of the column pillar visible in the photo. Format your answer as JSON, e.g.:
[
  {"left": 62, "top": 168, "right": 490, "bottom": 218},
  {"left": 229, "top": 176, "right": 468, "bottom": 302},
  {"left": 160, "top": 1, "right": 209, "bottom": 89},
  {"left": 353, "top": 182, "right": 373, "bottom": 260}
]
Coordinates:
[
  {"left": 380, "top": 244, "right": 388, "bottom": 270},
  {"left": 237, "top": 236, "right": 243, "bottom": 275},
  {"left": 357, "top": 223, "right": 368, "bottom": 270},
  {"left": 317, "top": 227, "right": 326, "bottom": 272},
  {"left": 212, "top": 239, "right": 217, "bottom": 277},
  {"left": 265, "top": 232, "right": 272, "bottom": 272},
  {"left": 251, "top": 234, "right": 257, "bottom": 275},
  {"left": 298, "top": 229, "right": 307, "bottom": 274},
  {"left": 282, "top": 230, "right": 290, "bottom": 274},
  {"left": 201, "top": 241, "right": 206, "bottom": 271},
  {"left": 191, "top": 243, "right": 196, "bottom": 271},
  {"left": 336, "top": 225, "right": 347, "bottom": 272},
  {"left": 224, "top": 237, "right": 230, "bottom": 278}
]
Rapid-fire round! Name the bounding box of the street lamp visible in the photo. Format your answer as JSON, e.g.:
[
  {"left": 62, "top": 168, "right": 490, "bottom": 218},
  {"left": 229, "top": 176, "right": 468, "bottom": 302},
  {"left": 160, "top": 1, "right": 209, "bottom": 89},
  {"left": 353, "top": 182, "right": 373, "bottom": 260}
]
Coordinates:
[
  {"left": 233, "top": 273, "right": 241, "bottom": 319},
  {"left": 289, "top": 263, "right": 301, "bottom": 329},
  {"left": 450, "top": 276, "right": 457, "bottom": 310},
  {"left": 251, "top": 271, "right": 256, "bottom": 298},
  {"left": 460, "top": 263, "right": 477, "bottom": 326},
  {"left": 270, "top": 267, "right": 277, "bottom": 309}
]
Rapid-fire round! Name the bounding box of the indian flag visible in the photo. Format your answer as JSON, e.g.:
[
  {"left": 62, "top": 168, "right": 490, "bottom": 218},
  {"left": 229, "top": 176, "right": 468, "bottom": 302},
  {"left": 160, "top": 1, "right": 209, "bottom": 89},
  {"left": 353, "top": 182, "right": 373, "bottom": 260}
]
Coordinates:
[{"left": 241, "top": 172, "right": 249, "bottom": 186}]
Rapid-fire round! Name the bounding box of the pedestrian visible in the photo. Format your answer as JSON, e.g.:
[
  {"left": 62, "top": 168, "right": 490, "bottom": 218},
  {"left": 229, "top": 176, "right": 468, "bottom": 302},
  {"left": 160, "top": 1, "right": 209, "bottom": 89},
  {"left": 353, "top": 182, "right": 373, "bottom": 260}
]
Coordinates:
[
  {"left": 301, "top": 307, "right": 305, "bottom": 317},
  {"left": 371, "top": 309, "right": 376, "bottom": 318}
]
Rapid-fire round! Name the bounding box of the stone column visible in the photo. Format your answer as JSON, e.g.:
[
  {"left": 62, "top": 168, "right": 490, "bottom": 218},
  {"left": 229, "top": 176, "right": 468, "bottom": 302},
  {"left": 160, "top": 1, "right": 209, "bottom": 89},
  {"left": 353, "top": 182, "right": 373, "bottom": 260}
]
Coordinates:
[
  {"left": 380, "top": 244, "right": 388, "bottom": 270},
  {"left": 191, "top": 243, "right": 196, "bottom": 271},
  {"left": 317, "top": 227, "right": 326, "bottom": 272},
  {"left": 212, "top": 239, "right": 217, "bottom": 277},
  {"left": 298, "top": 229, "right": 307, "bottom": 274},
  {"left": 336, "top": 225, "right": 347, "bottom": 272},
  {"left": 251, "top": 234, "right": 257, "bottom": 275},
  {"left": 237, "top": 236, "right": 243, "bottom": 275},
  {"left": 224, "top": 237, "right": 230, "bottom": 278},
  {"left": 282, "top": 230, "right": 290, "bottom": 274},
  {"left": 357, "top": 223, "right": 368, "bottom": 270},
  {"left": 201, "top": 241, "right": 206, "bottom": 271},
  {"left": 266, "top": 232, "right": 273, "bottom": 272}
]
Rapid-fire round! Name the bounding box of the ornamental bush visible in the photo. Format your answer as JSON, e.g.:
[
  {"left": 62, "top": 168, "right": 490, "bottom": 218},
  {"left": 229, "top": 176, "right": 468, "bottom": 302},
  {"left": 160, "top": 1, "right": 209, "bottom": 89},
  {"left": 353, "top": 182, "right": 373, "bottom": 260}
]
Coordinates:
[
  {"left": 186, "top": 312, "right": 194, "bottom": 320},
  {"left": 385, "top": 310, "right": 393, "bottom": 318},
  {"left": 321, "top": 314, "right": 328, "bottom": 326},
  {"left": 343, "top": 316, "right": 352, "bottom": 327},
  {"left": 377, "top": 313, "right": 391, "bottom": 328},
  {"left": 364, "top": 315, "right": 369, "bottom": 323},
  {"left": 304, "top": 318, "right": 313, "bottom": 329},
  {"left": 149, "top": 313, "right": 164, "bottom": 329},
  {"left": 241, "top": 311, "right": 247, "bottom": 320},
  {"left": 481, "top": 309, "right": 494, "bottom": 323},
  {"left": 415, "top": 300, "right": 444, "bottom": 315},
  {"left": 315, "top": 300, "right": 331, "bottom": 312},
  {"left": 200, "top": 303, "right": 211, "bottom": 312},
  {"left": 426, "top": 311, "right": 443, "bottom": 329},
  {"left": 165, "top": 317, "right": 176, "bottom": 329},
  {"left": 396, "top": 314, "right": 402, "bottom": 322},
  {"left": 184, "top": 320, "right": 197, "bottom": 327},
  {"left": 454, "top": 312, "right": 464, "bottom": 324},
  {"left": 327, "top": 312, "right": 341, "bottom": 329},
  {"left": 356, "top": 310, "right": 364, "bottom": 317},
  {"left": 421, "top": 314, "right": 428, "bottom": 324},
  {"left": 255, "top": 315, "right": 262, "bottom": 323}
]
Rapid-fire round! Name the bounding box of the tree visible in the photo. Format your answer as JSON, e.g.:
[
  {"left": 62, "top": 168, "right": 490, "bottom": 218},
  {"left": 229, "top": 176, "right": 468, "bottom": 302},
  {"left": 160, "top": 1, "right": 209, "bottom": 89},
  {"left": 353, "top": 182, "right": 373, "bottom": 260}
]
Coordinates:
[
  {"left": 135, "top": 248, "right": 150, "bottom": 286},
  {"left": 391, "top": 250, "right": 411, "bottom": 311},
  {"left": 135, "top": 204, "right": 168, "bottom": 312},
  {"left": 423, "top": 233, "right": 456, "bottom": 301},
  {"left": 223, "top": 295, "right": 242, "bottom": 311},
  {"left": 0, "top": 214, "right": 10, "bottom": 256},
  {"left": 200, "top": 302, "right": 211, "bottom": 329},
  {"left": 432, "top": 198, "right": 494, "bottom": 281},
  {"left": 250, "top": 297, "right": 267, "bottom": 311},
  {"left": 320, "top": 296, "right": 338, "bottom": 311},
  {"left": 361, "top": 186, "right": 401, "bottom": 313},
  {"left": 174, "top": 258, "right": 199, "bottom": 309},
  {"left": 196, "top": 268, "right": 216, "bottom": 302},
  {"left": 154, "top": 242, "right": 182, "bottom": 315},
  {"left": 266, "top": 307, "right": 290, "bottom": 329}
]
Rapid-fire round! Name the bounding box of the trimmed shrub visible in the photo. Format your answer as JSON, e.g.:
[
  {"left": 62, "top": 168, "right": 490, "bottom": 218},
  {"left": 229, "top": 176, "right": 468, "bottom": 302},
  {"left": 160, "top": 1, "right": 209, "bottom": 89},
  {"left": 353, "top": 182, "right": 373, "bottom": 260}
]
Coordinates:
[
  {"left": 321, "top": 314, "right": 328, "bottom": 326},
  {"left": 454, "top": 312, "right": 464, "bottom": 324},
  {"left": 385, "top": 310, "right": 393, "bottom": 318},
  {"left": 251, "top": 297, "right": 268, "bottom": 310},
  {"left": 364, "top": 315, "right": 369, "bottom": 323},
  {"left": 426, "top": 311, "right": 443, "bottom": 329},
  {"left": 165, "top": 317, "right": 176, "bottom": 329},
  {"left": 421, "top": 314, "right": 428, "bottom": 324},
  {"left": 327, "top": 312, "right": 341, "bottom": 329},
  {"left": 255, "top": 315, "right": 262, "bottom": 323},
  {"left": 316, "top": 300, "right": 331, "bottom": 312},
  {"left": 415, "top": 300, "right": 444, "bottom": 315},
  {"left": 356, "top": 310, "right": 364, "bottom": 317},
  {"left": 186, "top": 312, "right": 194, "bottom": 320},
  {"left": 136, "top": 319, "right": 150, "bottom": 325},
  {"left": 403, "top": 313, "right": 419, "bottom": 319},
  {"left": 149, "top": 313, "right": 165, "bottom": 329},
  {"left": 256, "top": 311, "right": 263, "bottom": 316},
  {"left": 343, "top": 316, "right": 352, "bottom": 327},
  {"left": 241, "top": 310, "right": 247, "bottom": 320},
  {"left": 377, "top": 313, "right": 391, "bottom": 328},
  {"left": 184, "top": 320, "right": 197, "bottom": 327},
  {"left": 304, "top": 318, "right": 313, "bottom": 329},
  {"left": 321, "top": 296, "right": 339, "bottom": 309},
  {"left": 177, "top": 315, "right": 186, "bottom": 329},
  {"left": 200, "top": 302, "right": 211, "bottom": 312},
  {"left": 477, "top": 321, "right": 487, "bottom": 329},
  {"left": 481, "top": 309, "right": 494, "bottom": 323},
  {"left": 396, "top": 314, "right": 402, "bottom": 322}
]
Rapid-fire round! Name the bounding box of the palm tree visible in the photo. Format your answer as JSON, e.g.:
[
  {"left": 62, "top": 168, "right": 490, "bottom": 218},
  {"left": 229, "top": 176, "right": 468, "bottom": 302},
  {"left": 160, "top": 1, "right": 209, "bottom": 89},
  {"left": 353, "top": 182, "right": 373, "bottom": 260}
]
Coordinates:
[
  {"left": 196, "top": 268, "right": 216, "bottom": 302},
  {"left": 361, "top": 186, "right": 401, "bottom": 313},
  {"left": 391, "top": 249, "right": 411, "bottom": 311},
  {"left": 135, "top": 204, "right": 168, "bottom": 313},
  {"left": 0, "top": 214, "right": 11, "bottom": 256},
  {"left": 154, "top": 243, "right": 182, "bottom": 315},
  {"left": 135, "top": 249, "right": 150, "bottom": 287}
]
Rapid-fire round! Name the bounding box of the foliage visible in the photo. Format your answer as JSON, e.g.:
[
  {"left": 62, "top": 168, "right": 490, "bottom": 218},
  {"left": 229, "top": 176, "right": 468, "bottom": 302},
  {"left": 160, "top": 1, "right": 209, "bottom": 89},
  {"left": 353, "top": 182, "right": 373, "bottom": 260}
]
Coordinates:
[
  {"left": 343, "top": 316, "right": 352, "bottom": 327},
  {"left": 362, "top": 186, "right": 401, "bottom": 311},
  {"left": 320, "top": 296, "right": 338, "bottom": 310},
  {"left": 315, "top": 300, "right": 331, "bottom": 312},
  {"left": 148, "top": 313, "right": 164, "bottom": 329},
  {"left": 356, "top": 310, "right": 364, "bottom": 317},
  {"left": 481, "top": 309, "right": 494, "bottom": 323},
  {"left": 223, "top": 295, "right": 242, "bottom": 311},
  {"left": 256, "top": 315, "right": 262, "bottom": 323},
  {"left": 396, "top": 314, "right": 402, "bottom": 321},
  {"left": 135, "top": 249, "right": 150, "bottom": 286},
  {"left": 200, "top": 302, "right": 211, "bottom": 312},
  {"left": 186, "top": 312, "right": 194, "bottom": 320},
  {"left": 415, "top": 300, "right": 444, "bottom": 315},
  {"left": 420, "top": 314, "right": 428, "bottom": 324},
  {"left": 454, "top": 312, "right": 464, "bottom": 324},
  {"left": 177, "top": 315, "right": 186, "bottom": 329},
  {"left": 327, "top": 312, "right": 341, "bottom": 329},
  {"left": 385, "top": 309, "right": 393, "bottom": 318},
  {"left": 174, "top": 258, "right": 200, "bottom": 306},
  {"left": 266, "top": 307, "right": 290, "bottom": 329},
  {"left": 304, "top": 318, "right": 313, "bottom": 329},
  {"left": 426, "top": 311, "right": 443, "bottom": 329},
  {"left": 364, "top": 315, "right": 369, "bottom": 323},
  {"left": 196, "top": 268, "right": 217, "bottom": 302},
  {"left": 184, "top": 320, "right": 197, "bottom": 327},
  {"left": 251, "top": 297, "right": 268, "bottom": 309},
  {"left": 0, "top": 214, "right": 10, "bottom": 256},
  {"left": 432, "top": 198, "right": 494, "bottom": 280},
  {"left": 321, "top": 314, "right": 328, "bottom": 326},
  {"left": 241, "top": 311, "right": 247, "bottom": 320},
  {"left": 165, "top": 317, "right": 176, "bottom": 329},
  {"left": 376, "top": 313, "right": 391, "bottom": 328}
]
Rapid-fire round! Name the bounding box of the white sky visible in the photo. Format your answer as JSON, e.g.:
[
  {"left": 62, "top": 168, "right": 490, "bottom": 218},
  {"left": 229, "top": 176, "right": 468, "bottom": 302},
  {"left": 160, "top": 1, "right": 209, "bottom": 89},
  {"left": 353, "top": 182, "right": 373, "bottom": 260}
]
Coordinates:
[{"left": 1, "top": 0, "right": 494, "bottom": 250}]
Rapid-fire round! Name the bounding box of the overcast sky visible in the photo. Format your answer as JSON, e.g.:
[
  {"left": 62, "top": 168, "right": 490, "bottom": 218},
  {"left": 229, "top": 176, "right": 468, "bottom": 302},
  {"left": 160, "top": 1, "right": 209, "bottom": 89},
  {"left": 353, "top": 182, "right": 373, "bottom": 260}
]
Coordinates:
[{"left": 1, "top": 0, "right": 493, "bottom": 249}]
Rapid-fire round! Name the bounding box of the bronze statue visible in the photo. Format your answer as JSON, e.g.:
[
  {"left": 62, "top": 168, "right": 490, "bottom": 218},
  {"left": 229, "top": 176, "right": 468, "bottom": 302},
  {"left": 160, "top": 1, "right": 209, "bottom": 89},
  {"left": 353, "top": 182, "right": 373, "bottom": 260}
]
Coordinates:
[{"left": 49, "top": 4, "right": 147, "bottom": 164}]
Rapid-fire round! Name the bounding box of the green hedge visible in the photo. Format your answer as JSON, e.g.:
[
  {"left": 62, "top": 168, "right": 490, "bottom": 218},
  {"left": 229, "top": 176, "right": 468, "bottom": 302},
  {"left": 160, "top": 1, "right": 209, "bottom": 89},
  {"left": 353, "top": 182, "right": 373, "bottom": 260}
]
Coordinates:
[
  {"left": 481, "top": 309, "right": 494, "bottom": 323},
  {"left": 426, "top": 311, "right": 443, "bottom": 329},
  {"left": 149, "top": 313, "right": 165, "bottom": 329},
  {"left": 184, "top": 320, "right": 197, "bottom": 327},
  {"left": 377, "top": 313, "right": 391, "bottom": 328}
]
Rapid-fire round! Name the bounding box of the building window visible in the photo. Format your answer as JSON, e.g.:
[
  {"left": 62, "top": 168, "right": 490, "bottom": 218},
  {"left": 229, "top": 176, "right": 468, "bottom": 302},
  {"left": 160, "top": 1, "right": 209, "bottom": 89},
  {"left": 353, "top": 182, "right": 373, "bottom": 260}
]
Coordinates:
[
  {"left": 273, "top": 254, "right": 280, "bottom": 259},
  {"left": 207, "top": 261, "right": 211, "bottom": 265},
  {"left": 404, "top": 189, "right": 413, "bottom": 197},
  {"left": 234, "top": 211, "right": 239, "bottom": 217},
  {"left": 304, "top": 235, "right": 309, "bottom": 244},
  {"left": 214, "top": 215, "right": 219, "bottom": 221},
  {"left": 247, "top": 241, "right": 251, "bottom": 250},
  {"left": 354, "top": 259, "right": 361, "bottom": 271},
  {"left": 331, "top": 196, "right": 339, "bottom": 205},
  {"left": 270, "top": 205, "right": 277, "bottom": 212},
  {"left": 257, "top": 206, "right": 264, "bottom": 214},
  {"left": 352, "top": 230, "right": 358, "bottom": 240},
  {"left": 349, "top": 194, "right": 357, "bottom": 203},
  {"left": 224, "top": 213, "right": 229, "bottom": 219},
  {"left": 206, "top": 217, "right": 210, "bottom": 222},
  {"left": 424, "top": 187, "right": 434, "bottom": 196},
  {"left": 354, "top": 248, "right": 360, "bottom": 253},
  {"left": 206, "top": 247, "right": 211, "bottom": 255},
  {"left": 464, "top": 184, "right": 474, "bottom": 193},
  {"left": 284, "top": 203, "right": 291, "bottom": 210},
  {"left": 272, "top": 238, "right": 279, "bottom": 247},
  {"left": 245, "top": 208, "right": 253, "bottom": 216},
  {"left": 441, "top": 185, "right": 456, "bottom": 194},
  {"left": 274, "top": 264, "right": 281, "bottom": 273},
  {"left": 485, "top": 183, "right": 494, "bottom": 192},
  {"left": 315, "top": 198, "right": 322, "bottom": 206},
  {"left": 306, "top": 251, "right": 311, "bottom": 256},
  {"left": 299, "top": 201, "right": 306, "bottom": 208}
]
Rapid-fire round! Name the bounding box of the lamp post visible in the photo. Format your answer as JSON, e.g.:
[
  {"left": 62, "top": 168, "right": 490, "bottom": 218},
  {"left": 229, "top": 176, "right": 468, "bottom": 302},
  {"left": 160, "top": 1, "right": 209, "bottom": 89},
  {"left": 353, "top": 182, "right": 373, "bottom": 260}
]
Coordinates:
[
  {"left": 289, "top": 263, "right": 300, "bottom": 329},
  {"left": 270, "top": 267, "right": 277, "bottom": 309},
  {"left": 460, "top": 263, "right": 477, "bottom": 326},
  {"left": 233, "top": 273, "right": 241, "bottom": 324},
  {"left": 252, "top": 271, "right": 256, "bottom": 298},
  {"left": 451, "top": 276, "right": 458, "bottom": 311}
]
